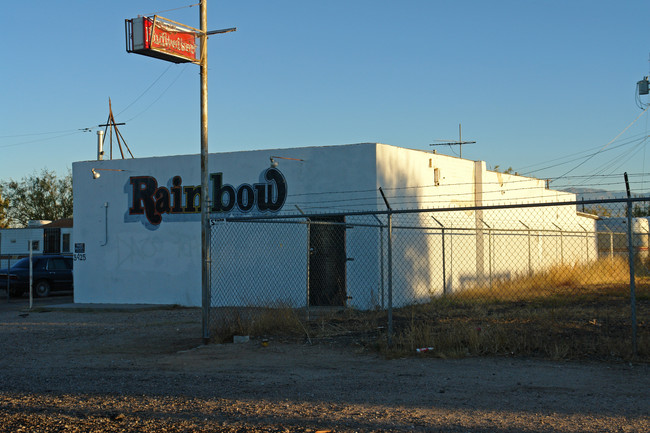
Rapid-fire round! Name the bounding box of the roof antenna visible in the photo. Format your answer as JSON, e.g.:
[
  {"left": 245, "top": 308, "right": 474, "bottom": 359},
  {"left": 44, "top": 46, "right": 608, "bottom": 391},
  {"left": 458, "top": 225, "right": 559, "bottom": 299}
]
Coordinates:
[
  {"left": 430, "top": 123, "right": 476, "bottom": 159},
  {"left": 98, "top": 98, "right": 134, "bottom": 159}
]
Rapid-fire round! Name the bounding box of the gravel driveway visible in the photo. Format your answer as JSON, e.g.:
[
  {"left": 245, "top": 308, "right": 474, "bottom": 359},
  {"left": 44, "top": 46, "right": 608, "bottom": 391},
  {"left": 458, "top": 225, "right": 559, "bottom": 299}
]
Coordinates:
[{"left": 1, "top": 296, "right": 648, "bottom": 432}]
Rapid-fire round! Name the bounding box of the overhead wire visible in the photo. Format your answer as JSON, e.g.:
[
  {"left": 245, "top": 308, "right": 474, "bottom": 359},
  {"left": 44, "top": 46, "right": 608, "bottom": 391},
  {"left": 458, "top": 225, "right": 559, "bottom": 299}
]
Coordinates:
[
  {"left": 603, "top": 136, "right": 650, "bottom": 175},
  {"left": 0, "top": 129, "right": 85, "bottom": 138},
  {"left": 115, "top": 64, "right": 174, "bottom": 117},
  {"left": 140, "top": 3, "right": 200, "bottom": 17},
  {"left": 520, "top": 133, "right": 649, "bottom": 175},
  {"left": 0, "top": 63, "right": 187, "bottom": 150},
  {"left": 552, "top": 106, "right": 649, "bottom": 182},
  {"left": 574, "top": 135, "right": 650, "bottom": 183},
  {"left": 124, "top": 64, "right": 190, "bottom": 123},
  {"left": 0, "top": 131, "right": 85, "bottom": 149}
]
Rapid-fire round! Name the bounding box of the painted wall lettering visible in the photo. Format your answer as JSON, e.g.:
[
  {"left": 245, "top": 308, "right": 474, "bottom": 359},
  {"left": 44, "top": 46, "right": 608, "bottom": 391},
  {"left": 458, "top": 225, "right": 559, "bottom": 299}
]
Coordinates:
[{"left": 127, "top": 168, "right": 287, "bottom": 227}]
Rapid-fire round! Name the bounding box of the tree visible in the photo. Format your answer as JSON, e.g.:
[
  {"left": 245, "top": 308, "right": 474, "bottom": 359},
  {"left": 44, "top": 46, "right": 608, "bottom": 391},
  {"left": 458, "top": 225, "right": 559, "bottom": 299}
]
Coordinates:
[
  {"left": 492, "top": 165, "right": 514, "bottom": 174},
  {"left": 582, "top": 204, "right": 614, "bottom": 218},
  {"left": 0, "top": 186, "right": 8, "bottom": 228},
  {"left": 1, "top": 169, "right": 73, "bottom": 227},
  {"left": 632, "top": 203, "right": 650, "bottom": 217}
]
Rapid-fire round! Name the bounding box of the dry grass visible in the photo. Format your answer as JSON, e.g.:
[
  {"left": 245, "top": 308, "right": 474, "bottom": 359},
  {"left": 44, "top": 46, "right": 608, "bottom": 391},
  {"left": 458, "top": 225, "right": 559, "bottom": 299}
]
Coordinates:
[
  {"left": 455, "top": 257, "right": 631, "bottom": 301},
  {"left": 387, "top": 258, "right": 649, "bottom": 360},
  {"left": 211, "top": 259, "right": 649, "bottom": 362},
  {"left": 210, "top": 304, "right": 306, "bottom": 344}
]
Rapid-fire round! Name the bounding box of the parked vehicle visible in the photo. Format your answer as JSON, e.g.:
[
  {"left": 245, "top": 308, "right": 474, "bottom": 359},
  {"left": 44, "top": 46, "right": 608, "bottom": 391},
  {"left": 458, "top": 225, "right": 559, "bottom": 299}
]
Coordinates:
[{"left": 0, "top": 255, "right": 73, "bottom": 297}]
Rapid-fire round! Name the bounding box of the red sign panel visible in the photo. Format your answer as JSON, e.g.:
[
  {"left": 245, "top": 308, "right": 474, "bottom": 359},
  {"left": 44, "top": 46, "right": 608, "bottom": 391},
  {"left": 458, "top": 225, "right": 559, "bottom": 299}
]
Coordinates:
[{"left": 126, "top": 16, "right": 198, "bottom": 64}]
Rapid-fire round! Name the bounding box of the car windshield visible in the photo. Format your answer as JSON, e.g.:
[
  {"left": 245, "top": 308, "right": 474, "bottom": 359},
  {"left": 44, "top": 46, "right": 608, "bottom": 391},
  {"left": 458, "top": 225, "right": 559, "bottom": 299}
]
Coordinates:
[{"left": 11, "top": 258, "right": 31, "bottom": 269}]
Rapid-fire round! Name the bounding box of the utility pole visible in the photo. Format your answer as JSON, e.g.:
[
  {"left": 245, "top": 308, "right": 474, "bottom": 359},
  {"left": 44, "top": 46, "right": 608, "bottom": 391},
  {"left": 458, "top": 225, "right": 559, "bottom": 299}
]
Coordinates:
[
  {"left": 125, "top": 1, "right": 235, "bottom": 344},
  {"left": 199, "top": 0, "right": 236, "bottom": 344},
  {"left": 199, "top": 0, "right": 210, "bottom": 345},
  {"left": 430, "top": 123, "right": 476, "bottom": 158}
]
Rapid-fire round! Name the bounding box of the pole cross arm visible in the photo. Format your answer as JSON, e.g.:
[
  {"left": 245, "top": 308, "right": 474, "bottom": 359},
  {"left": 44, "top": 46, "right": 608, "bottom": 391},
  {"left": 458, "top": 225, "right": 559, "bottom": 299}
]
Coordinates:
[{"left": 205, "top": 27, "right": 237, "bottom": 36}]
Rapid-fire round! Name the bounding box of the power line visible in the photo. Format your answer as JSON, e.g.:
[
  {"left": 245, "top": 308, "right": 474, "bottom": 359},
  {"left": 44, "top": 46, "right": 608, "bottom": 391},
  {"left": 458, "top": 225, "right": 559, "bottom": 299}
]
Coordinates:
[
  {"left": 124, "top": 64, "right": 189, "bottom": 123},
  {"left": 552, "top": 107, "right": 649, "bottom": 182},
  {"left": 115, "top": 64, "right": 174, "bottom": 117},
  {"left": 0, "top": 129, "right": 84, "bottom": 139},
  {"left": 140, "top": 3, "right": 200, "bottom": 17},
  {"left": 0, "top": 131, "right": 84, "bottom": 149}
]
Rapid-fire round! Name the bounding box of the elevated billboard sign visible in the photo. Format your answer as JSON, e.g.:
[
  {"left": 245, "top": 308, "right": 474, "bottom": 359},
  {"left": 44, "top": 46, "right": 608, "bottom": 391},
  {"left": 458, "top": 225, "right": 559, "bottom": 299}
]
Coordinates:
[{"left": 125, "top": 16, "right": 199, "bottom": 64}]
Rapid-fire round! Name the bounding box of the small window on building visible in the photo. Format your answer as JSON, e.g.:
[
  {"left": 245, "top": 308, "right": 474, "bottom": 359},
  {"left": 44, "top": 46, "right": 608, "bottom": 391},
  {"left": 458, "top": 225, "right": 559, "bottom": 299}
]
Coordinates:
[
  {"left": 434, "top": 168, "right": 441, "bottom": 186},
  {"left": 30, "top": 240, "right": 39, "bottom": 251},
  {"left": 62, "top": 233, "right": 71, "bottom": 253}
]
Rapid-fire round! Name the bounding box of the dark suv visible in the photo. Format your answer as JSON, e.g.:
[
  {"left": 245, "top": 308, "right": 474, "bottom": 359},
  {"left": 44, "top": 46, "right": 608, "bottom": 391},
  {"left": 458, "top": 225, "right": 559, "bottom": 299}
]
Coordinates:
[{"left": 0, "top": 255, "right": 73, "bottom": 297}]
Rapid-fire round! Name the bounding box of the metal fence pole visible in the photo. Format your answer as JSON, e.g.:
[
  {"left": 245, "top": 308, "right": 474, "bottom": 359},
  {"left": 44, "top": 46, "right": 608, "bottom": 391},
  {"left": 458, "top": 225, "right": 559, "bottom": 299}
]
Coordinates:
[
  {"left": 441, "top": 227, "right": 447, "bottom": 293},
  {"left": 378, "top": 187, "right": 394, "bottom": 345},
  {"left": 371, "top": 214, "right": 385, "bottom": 309},
  {"left": 306, "top": 220, "right": 311, "bottom": 320},
  {"left": 6, "top": 256, "right": 10, "bottom": 300},
  {"left": 431, "top": 216, "right": 447, "bottom": 294},
  {"left": 520, "top": 221, "right": 532, "bottom": 276},
  {"left": 380, "top": 225, "right": 385, "bottom": 308},
  {"left": 387, "top": 211, "right": 393, "bottom": 345},
  {"left": 28, "top": 240, "right": 33, "bottom": 310},
  {"left": 0, "top": 233, "right": 5, "bottom": 302},
  {"left": 624, "top": 173, "right": 638, "bottom": 356},
  {"left": 552, "top": 223, "right": 563, "bottom": 264},
  {"left": 480, "top": 219, "right": 492, "bottom": 289},
  {"left": 449, "top": 228, "right": 453, "bottom": 293},
  {"left": 579, "top": 224, "right": 589, "bottom": 263},
  {"left": 606, "top": 227, "right": 613, "bottom": 262}
]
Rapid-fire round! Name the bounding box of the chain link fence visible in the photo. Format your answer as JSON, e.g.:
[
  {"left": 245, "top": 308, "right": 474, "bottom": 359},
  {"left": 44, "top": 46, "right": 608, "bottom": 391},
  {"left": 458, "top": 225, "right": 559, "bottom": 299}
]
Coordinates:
[{"left": 208, "top": 198, "right": 649, "bottom": 360}]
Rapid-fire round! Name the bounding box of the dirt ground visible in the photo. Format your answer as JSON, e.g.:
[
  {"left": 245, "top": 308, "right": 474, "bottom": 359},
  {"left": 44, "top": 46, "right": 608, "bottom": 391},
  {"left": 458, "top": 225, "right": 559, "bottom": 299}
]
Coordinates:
[{"left": 0, "top": 296, "right": 648, "bottom": 433}]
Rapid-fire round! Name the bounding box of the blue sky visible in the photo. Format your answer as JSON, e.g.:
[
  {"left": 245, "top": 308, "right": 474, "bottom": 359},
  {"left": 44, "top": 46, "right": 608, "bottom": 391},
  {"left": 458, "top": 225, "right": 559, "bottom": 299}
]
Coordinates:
[{"left": 2, "top": 1, "right": 650, "bottom": 192}]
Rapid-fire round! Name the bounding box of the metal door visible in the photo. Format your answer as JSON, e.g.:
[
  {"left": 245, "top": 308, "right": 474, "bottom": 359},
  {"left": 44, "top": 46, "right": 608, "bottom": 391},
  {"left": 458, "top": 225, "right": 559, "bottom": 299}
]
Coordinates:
[{"left": 309, "top": 216, "right": 346, "bottom": 306}]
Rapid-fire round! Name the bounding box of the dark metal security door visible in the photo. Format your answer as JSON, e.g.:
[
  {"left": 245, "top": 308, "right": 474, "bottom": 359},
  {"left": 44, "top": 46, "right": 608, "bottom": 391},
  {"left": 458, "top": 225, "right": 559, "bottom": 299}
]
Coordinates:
[
  {"left": 43, "top": 228, "right": 61, "bottom": 254},
  {"left": 309, "top": 216, "right": 347, "bottom": 306}
]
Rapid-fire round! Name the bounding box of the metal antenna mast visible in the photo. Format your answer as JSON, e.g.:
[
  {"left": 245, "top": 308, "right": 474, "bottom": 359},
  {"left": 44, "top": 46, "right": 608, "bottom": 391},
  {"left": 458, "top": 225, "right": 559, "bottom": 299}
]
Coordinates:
[
  {"left": 98, "top": 98, "right": 133, "bottom": 160},
  {"left": 430, "top": 123, "right": 476, "bottom": 158}
]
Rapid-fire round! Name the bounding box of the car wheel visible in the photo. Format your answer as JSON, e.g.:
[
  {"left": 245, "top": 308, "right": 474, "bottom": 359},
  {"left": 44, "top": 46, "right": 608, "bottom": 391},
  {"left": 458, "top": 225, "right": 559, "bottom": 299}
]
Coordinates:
[{"left": 35, "top": 280, "right": 51, "bottom": 297}]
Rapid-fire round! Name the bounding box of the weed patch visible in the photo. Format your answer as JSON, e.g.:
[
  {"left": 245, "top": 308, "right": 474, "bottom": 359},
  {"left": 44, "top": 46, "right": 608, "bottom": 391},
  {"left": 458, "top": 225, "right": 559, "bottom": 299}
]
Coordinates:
[{"left": 210, "top": 259, "right": 649, "bottom": 362}]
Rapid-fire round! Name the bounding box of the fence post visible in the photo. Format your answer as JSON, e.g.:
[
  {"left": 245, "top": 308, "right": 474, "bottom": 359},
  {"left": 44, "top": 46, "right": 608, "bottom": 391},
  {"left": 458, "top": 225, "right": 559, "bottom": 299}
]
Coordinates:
[
  {"left": 0, "top": 232, "right": 5, "bottom": 302},
  {"left": 579, "top": 223, "right": 589, "bottom": 263},
  {"left": 378, "top": 187, "right": 393, "bottom": 345},
  {"left": 520, "top": 221, "right": 532, "bottom": 276},
  {"left": 387, "top": 211, "right": 393, "bottom": 345},
  {"left": 371, "top": 214, "right": 385, "bottom": 309},
  {"left": 306, "top": 220, "right": 311, "bottom": 320},
  {"left": 380, "top": 224, "right": 384, "bottom": 308},
  {"left": 607, "top": 227, "right": 613, "bottom": 262},
  {"left": 624, "top": 173, "right": 638, "bottom": 357},
  {"left": 29, "top": 240, "right": 33, "bottom": 310},
  {"left": 6, "top": 256, "right": 10, "bottom": 300},
  {"left": 480, "top": 219, "right": 492, "bottom": 289},
  {"left": 552, "top": 223, "right": 564, "bottom": 264},
  {"left": 202, "top": 216, "right": 211, "bottom": 343},
  {"left": 431, "top": 216, "right": 447, "bottom": 295}
]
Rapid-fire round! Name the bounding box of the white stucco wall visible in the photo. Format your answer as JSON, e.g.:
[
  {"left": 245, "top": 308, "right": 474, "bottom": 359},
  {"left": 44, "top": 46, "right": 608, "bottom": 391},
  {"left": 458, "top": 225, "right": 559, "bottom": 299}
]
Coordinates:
[
  {"left": 73, "top": 142, "right": 597, "bottom": 308},
  {"left": 0, "top": 228, "right": 44, "bottom": 268},
  {"left": 73, "top": 143, "right": 379, "bottom": 306}
]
